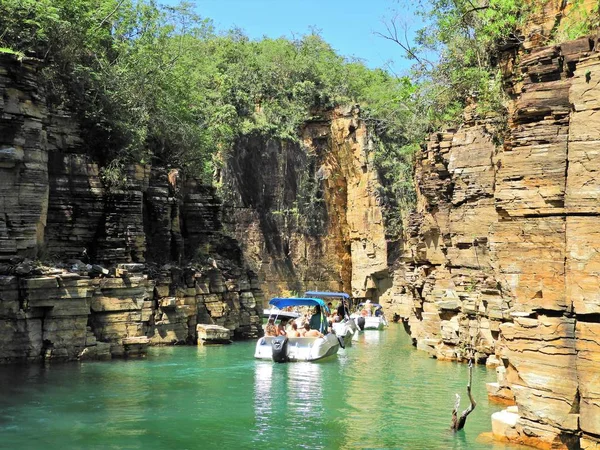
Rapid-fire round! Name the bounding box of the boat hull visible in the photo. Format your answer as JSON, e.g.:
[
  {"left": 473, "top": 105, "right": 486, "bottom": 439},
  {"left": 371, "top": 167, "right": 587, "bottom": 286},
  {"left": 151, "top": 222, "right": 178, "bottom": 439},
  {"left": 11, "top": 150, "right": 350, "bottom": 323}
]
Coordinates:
[
  {"left": 363, "top": 316, "right": 386, "bottom": 330},
  {"left": 254, "top": 334, "right": 340, "bottom": 362},
  {"left": 350, "top": 314, "right": 387, "bottom": 330},
  {"left": 332, "top": 318, "right": 358, "bottom": 347}
]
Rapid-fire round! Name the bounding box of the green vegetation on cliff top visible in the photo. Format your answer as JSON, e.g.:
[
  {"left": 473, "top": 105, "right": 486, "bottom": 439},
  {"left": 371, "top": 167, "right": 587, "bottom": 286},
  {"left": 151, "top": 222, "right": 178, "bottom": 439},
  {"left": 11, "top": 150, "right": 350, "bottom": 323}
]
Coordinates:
[
  {"left": 1, "top": 0, "right": 596, "bottom": 236},
  {"left": 0, "top": 0, "right": 413, "bottom": 174}
]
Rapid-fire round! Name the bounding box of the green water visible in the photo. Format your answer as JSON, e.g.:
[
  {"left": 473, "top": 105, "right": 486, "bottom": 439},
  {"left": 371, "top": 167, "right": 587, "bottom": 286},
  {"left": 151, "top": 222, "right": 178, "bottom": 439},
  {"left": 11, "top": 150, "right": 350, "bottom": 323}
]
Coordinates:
[{"left": 0, "top": 326, "right": 524, "bottom": 450}]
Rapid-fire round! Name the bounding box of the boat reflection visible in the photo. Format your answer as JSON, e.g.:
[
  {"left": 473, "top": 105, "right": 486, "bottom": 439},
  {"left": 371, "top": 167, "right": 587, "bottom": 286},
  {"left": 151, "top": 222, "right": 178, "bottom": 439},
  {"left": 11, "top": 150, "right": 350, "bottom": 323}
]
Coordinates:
[
  {"left": 252, "top": 360, "right": 325, "bottom": 447},
  {"left": 253, "top": 362, "right": 274, "bottom": 427},
  {"left": 286, "top": 362, "right": 323, "bottom": 419},
  {"left": 362, "top": 330, "right": 382, "bottom": 344}
]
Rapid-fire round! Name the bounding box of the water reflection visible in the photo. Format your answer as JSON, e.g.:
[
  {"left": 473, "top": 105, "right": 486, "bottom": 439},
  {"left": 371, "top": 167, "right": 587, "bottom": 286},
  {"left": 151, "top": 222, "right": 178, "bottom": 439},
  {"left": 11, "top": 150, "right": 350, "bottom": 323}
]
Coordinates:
[
  {"left": 362, "top": 330, "right": 382, "bottom": 344},
  {"left": 0, "top": 327, "right": 528, "bottom": 450},
  {"left": 253, "top": 361, "right": 274, "bottom": 434},
  {"left": 341, "top": 332, "right": 389, "bottom": 448},
  {"left": 287, "top": 362, "right": 323, "bottom": 419},
  {"left": 252, "top": 359, "right": 327, "bottom": 448}
]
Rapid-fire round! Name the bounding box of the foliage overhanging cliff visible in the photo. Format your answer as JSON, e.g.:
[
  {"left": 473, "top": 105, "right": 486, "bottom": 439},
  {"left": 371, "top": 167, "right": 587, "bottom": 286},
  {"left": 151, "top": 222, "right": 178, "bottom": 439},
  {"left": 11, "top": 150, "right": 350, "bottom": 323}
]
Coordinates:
[
  {"left": 1, "top": 1, "right": 407, "bottom": 180},
  {"left": 2, "top": 0, "right": 599, "bottom": 235}
]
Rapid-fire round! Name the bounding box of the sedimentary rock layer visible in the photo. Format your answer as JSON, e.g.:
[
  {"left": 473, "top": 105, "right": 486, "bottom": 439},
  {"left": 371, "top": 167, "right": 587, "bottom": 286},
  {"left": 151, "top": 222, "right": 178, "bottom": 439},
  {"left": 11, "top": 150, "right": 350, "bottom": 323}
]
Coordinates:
[
  {"left": 0, "top": 54, "right": 262, "bottom": 363},
  {"left": 221, "top": 106, "right": 388, "bottom": 301},
  {"left": 395, "top": 34, "right": 600, "bottom": 449}
]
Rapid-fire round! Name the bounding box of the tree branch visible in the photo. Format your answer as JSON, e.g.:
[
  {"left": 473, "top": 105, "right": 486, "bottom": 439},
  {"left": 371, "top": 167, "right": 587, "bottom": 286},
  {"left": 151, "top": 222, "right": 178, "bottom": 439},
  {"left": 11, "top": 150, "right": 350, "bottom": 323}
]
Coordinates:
[
  {"left": 451, "top": 359, "right": 477, "bottom": 432},
  {"left": 94, "top": 0, "right": 126, "bottom": 31},
  {"left": 374, "top": 16, "right": 435, "bottom": 71}
]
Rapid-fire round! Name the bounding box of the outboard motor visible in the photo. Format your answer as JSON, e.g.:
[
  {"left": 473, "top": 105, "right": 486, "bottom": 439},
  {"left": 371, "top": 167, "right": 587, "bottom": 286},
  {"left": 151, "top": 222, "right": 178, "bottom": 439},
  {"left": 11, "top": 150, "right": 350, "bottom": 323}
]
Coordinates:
[
  {"left": 271, "top": 336, "right": 289, "bottom": 363},
  {"left": 357, "top": 316, "right": 365, "bottom": 331}
]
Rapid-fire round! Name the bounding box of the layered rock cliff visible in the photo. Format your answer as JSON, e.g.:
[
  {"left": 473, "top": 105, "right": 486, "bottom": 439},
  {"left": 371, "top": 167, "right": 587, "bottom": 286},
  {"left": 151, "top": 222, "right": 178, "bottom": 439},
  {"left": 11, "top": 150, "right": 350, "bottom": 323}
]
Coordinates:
[
  {"left": 220, "top": 107, "right": 388, "bottom": 301},
  {"left": 0, "top": 52, "right": 391, "bottom": 364},
  {"left": 0, "top": 54, "right": 263, "bottom": 363},
  {"left": 2, "top": 7, "right": 600, "bottom": 446},
  {"left": 387, "top": 9, "right": 600, "bottom": 448}
]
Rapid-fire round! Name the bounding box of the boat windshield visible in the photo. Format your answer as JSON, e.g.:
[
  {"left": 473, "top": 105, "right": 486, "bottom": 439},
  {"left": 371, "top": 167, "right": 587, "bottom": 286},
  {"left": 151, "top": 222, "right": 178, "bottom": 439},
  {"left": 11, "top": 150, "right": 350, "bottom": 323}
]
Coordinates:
[{"left": 357, "top": 302, "right": 382, "bottom": 309}]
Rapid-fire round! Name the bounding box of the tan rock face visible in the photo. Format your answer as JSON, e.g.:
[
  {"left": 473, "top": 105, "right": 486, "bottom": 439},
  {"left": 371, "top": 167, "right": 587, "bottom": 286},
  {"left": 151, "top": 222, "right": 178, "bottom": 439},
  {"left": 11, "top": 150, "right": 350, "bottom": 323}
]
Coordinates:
[
  {"left": 221, "top": 107, "right": 387, "bottom": 303},
  {"left": 329, "top": 112, "right": 388, "bottom": 299},
  {"left": 576, "top": 322, "right": 600, "bottom": 437},
  {"left": 0, "top": 54, "right": 264, "bottom": 362},
  {"left": 0, "top": 264, "right": 263, "bottom": 363},
  {"left": 402, "top": 29, "right": 600, "bottom": 449}
]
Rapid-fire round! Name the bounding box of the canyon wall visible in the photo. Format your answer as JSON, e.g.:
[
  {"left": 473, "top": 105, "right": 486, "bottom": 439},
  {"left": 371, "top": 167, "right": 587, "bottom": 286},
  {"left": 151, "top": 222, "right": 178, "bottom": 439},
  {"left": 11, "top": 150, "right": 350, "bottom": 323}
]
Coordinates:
[
  {"left": 0, "top": 54, "right": 262, "bottom": 363},
  {"left": 220, "top": 107, "right": 388, "bottom": 302},
  {"left": 387, "top": 8, "right": 600, "bottom": 448},
  {"left": 0, "top": 52, "right": 390, "bottom": 364}
]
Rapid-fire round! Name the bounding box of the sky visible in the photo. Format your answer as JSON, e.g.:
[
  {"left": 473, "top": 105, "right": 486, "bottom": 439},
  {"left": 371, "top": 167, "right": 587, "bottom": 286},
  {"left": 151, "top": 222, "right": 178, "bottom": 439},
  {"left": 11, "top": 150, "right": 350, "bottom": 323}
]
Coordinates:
[{"left": 160, "top": 0, "right": 423, "bottom": 74}]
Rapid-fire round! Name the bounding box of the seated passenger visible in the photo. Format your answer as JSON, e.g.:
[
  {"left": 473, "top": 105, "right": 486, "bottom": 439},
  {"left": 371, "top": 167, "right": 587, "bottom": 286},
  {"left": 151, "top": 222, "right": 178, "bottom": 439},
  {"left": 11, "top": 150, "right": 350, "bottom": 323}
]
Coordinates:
[
  {"left": 288, "top": 322, "right": 301, "bottom": 338},
  {"left": 277, "top": 319, "right": 288, "bottom": 336},
  {"left": 303, "top": 323, "right": 323, "bottom": 338},
  {"left": 265, "top": 318, "right": 277, "bottom": 337}
]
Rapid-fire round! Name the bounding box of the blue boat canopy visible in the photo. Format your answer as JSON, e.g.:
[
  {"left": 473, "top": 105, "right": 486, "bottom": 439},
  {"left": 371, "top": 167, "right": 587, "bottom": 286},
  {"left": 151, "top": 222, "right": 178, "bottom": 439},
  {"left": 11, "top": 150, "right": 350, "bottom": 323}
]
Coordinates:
[
  {"left": 304, "top": 291, "right": 350, "bottom": 299},
  {"left": 269, "top": 297, "right": 330, "bottom": 312}
]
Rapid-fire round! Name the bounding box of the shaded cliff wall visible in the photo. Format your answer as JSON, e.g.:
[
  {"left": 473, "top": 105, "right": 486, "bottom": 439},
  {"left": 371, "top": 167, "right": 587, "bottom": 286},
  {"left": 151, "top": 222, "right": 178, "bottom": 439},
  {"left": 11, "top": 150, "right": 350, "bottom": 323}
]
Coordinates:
[
  {"left": 0, "top": 54, "right": 262, "bottom": 363},
  {"left": 221, "top": 107, "right": 388, "bottom": 302},
  {"left": 392, "top": 17, "right": 600, "bottom": 450}
]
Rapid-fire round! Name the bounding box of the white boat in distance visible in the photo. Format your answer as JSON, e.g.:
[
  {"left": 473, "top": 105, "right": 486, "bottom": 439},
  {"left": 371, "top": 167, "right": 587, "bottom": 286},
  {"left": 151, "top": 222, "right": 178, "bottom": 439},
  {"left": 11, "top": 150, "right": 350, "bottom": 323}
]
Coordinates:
[
  {"left": 262, "top": 308, "right": 299, "bottom": 320},
  {"left": 304, "top": 291, "right": 358, "bottom": 348},
  {"left": 255, "top": 297, "right": 339, "bottom": 363},
  {"left": 350, "top": 302, "right": 388, "bottom": 330}
]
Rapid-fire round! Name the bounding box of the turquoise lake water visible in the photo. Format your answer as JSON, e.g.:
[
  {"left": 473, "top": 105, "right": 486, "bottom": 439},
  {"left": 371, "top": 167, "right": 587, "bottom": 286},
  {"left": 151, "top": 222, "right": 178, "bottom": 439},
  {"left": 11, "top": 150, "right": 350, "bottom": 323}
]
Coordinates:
[{"left": 0, "top": 325, "right": 526, "bottom": 449}]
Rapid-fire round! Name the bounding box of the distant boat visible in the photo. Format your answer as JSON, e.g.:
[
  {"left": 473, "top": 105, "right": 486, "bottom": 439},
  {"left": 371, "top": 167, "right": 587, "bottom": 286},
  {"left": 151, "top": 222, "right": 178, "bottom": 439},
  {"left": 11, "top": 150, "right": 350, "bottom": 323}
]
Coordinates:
[
  {"left": 350, "top": 302, "right": 388, "bottom": 331},
  {"left": 254, "top": 297, "right": 340, "bottom": 363},
  {"left": 261, "top": 308, "right": 300, "bottom": 321},
  {"left": 304, "top": 291, "right": 358, "bottom": 347}
]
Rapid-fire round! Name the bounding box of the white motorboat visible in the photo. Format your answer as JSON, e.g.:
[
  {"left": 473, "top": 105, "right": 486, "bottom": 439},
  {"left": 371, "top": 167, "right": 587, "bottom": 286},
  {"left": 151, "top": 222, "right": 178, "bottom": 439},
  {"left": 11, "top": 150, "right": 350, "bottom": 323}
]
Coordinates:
[
  {"left": 331, "top": 318, "right": 358, "bottom": 347},
  {"left": 304, "top": 291, "right": 357, "bottom": 347},
  {"left": 350, "top": 302, "right": 388, "bottom": 330},
  {"left": 255, "top": 297, "right": 339, "bottom": 363}
]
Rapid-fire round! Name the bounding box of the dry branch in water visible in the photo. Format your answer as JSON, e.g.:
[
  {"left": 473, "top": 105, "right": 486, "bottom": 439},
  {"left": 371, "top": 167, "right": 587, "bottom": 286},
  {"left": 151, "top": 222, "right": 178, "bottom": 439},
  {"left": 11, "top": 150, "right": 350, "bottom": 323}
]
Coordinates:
[{"left": 451, "top": 359, "right": 476, "bottom": 432}]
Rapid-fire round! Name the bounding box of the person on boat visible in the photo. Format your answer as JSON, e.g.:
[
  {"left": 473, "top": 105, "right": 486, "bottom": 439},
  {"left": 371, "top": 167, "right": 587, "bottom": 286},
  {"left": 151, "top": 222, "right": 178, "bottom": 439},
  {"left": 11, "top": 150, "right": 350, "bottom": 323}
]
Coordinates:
[
  {"left": 337, "top": 299, "right": 349, "bottom": 320},
  {"left": 309, "top": 305, "right": 328, "bottom": 334},
  {"left": 277, "top": 319, "right": 288, "bottom": 336},
  {"left": 327, "top": 302, "right": 333, "bottom": 317},
  {"left": 303, "top": 323, "right": 323, "bottom": 338},
  {"left": 288, "top": 322, "right": 301, "bottom": 338},
  {"left": 362, "top": 299, "right": 373, "bottom": 317},
  {"left": 265, "top": 318, "right": 277, "bottom": 337}
]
